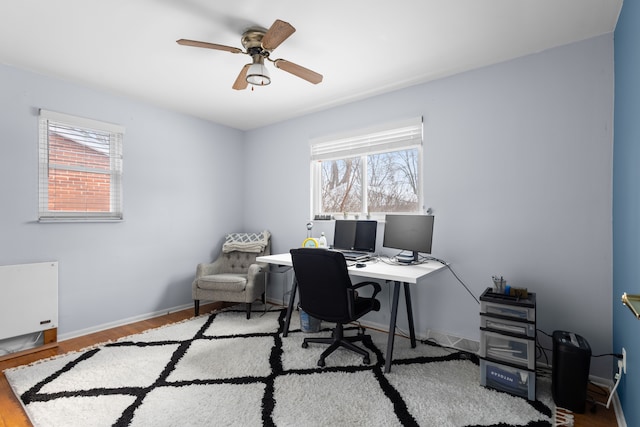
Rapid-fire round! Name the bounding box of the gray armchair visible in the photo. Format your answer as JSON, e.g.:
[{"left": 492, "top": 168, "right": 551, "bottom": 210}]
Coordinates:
[{"left": 192, "top": 231, "right": 271, "bottom": 318}]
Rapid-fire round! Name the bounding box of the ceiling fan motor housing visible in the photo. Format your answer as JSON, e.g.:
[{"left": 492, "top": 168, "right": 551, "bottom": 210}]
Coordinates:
[{"left": 242, "top": 27, "right": 271, "bottom": 57}]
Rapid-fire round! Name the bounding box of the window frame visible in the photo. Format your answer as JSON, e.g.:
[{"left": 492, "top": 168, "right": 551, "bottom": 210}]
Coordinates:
[
  {"left": 310, "top": 117, "right": 424, "bottom": 220},
  {"left": 38, "top": 109, "right": 124, "bottom": 222}
]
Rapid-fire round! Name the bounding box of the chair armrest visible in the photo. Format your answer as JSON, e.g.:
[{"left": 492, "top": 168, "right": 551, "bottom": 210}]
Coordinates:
[
  {"left": 195, "top": 257, "right": 225, "bottom": 278},
  {"left": 247, "top": 263, "right": 264, "bottom": 280},
  {"left": 243, "top": 263, "right": 266, "bottom": 297},
  {"left": 351, "top": 281, "right": 382, "bottom": 299},
  {"left": 347, "top": 281, "right": 382, "bottom": 318}
]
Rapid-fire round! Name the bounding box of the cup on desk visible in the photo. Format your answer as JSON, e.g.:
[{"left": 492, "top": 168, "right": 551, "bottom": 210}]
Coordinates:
[{"left": 492, "top": 276, "right": 506, "bottom": 293}]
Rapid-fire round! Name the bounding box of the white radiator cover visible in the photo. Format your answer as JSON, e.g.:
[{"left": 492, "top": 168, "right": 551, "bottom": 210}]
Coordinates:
[{"left": 0, "top": 262, "right": 58, "bottom": 341}]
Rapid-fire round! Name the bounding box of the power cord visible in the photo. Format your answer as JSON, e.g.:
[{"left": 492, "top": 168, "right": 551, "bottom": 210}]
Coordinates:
[
  {"left": 606, "top": 357, "right": 624, "bottom": 409},
  {"left": 592, "top": 352, "right": 623, "bottom": 359},
  {"left": 377, "top": 253, "right": 479, "bottom": 304},
  {"left": 444, "top": 263, "right": 479, "bottom": 304},
  {"left": 535, "top": 341, "right": 551, "bottom": 366}
]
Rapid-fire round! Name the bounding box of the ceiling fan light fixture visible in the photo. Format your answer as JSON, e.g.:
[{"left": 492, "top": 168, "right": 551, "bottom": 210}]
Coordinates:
[{"left": 246, "top": 62, "right": 271, "bottom": 86}]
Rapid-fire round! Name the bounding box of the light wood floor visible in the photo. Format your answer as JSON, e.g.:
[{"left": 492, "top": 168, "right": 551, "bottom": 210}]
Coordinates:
[
  {"left": 576, "top": 383, "right": 620, "bottom": 427},
  {"left": 1, "top": 303, "right": 618, "bottom": 427}
]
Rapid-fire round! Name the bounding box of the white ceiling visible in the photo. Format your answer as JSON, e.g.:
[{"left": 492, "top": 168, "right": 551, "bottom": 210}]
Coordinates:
[{"left": 0, "top": 1, "right": 622, "bottom": 130}]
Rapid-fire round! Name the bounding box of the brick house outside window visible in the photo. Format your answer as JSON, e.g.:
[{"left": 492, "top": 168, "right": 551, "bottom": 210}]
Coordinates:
[
  {"left": 38, "top": 110, "right": 124, "bottom": 221},
  {"left": 47, "top": 131, "right": 111, "bottom": 212}
]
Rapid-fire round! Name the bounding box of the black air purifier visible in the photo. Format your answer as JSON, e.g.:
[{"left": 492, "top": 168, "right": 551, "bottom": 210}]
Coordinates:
[{"left": 552, "top": 330, "right": 591, "bottom": 413}]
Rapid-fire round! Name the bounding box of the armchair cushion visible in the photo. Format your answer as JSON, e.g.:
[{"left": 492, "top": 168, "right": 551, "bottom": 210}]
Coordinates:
[{"left": 196, "top": 274, "right": 247, "bottom": 292}]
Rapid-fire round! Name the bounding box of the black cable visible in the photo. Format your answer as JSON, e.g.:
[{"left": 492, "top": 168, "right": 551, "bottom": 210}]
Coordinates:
[
  {"left": 419, "top": 254, "right": 446, "bottom": 264},
  {"left": 378, "top": 254, "right": 479, "bottom": 304},
  {"left": 536, "top": 329, "right": 552, "bottom": 338},
  {"left": 592, "top": 352, "right": 623, "bottom": 359},
  {"left": 535, "top": 334, "right": 550, "bottom": 366},
  {"left": 416, "top": 255, "right": 479, "bottom": 304},
  {"left": 445, "top": 264, "right": 480, "bottom": 304},
  {"left": 420, "top": 255, "right": 479, "bottom": 304},
  {"left": 535, "top": 330, "right": 623, "bottom": 368}
]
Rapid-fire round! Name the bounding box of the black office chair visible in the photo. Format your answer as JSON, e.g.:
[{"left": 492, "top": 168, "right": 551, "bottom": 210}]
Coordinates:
[{"left": 290, "top": 248, "right": 381, "bottom": 366}]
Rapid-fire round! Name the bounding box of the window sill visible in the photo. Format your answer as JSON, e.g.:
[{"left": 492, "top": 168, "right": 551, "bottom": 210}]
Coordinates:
[{"left": 38, "top": 218, "right": 124, "bottom": 223}]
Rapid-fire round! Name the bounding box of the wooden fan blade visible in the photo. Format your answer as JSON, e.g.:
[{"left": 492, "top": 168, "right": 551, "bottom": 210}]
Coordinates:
[
  {"left": 176, "top": 39, "right": 243, "bottom": 54},
  {"left": 232, "top": 64, "right": 250, "bottom": 90},
  {"left": 261, "top": 19, "right": 295, "bottom": 51},
  {"left": 274, "top": 59, "right": 323, "bottom": 84}
]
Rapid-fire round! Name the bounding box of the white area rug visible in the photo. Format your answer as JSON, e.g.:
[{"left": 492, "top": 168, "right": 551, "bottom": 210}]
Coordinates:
[{"left": 5, "top": 309, "right": 553, "bottom": 426}]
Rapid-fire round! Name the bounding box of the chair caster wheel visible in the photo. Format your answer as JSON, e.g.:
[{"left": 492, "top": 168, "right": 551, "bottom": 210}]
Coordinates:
[
  {"left": 317, "top": 359, "right": 325, "bottom": 367},
  {"left": 363, "top": 356, "right": 370, "bottom": 365},
  {"left": 302, "top": 341, "right": 309, "bottom": 348}
]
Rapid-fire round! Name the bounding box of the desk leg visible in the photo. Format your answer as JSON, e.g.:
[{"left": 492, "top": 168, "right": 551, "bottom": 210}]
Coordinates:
[
  {"left": 263, "top": 270, "right": 268, "bottom": 314},
  {"left": 403, "top": 282, "right": 417, "bottom": 348},
  {"left": 385, "top": 280, "right": 401, "bottom": 373},
  {"left": 283, "top": 277, "right": 298, "bottom": 337}
]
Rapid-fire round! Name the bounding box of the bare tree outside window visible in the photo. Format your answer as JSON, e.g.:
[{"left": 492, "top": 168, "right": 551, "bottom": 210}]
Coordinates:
[
  {"left": 320, "top": 148, "right": 419, "bottom": 215},
  {"left": 311, "top": 118, "right": 422, "bottom": 218},
  {"left": 368, "top": 149, "right": 419, "bottom": 212},
  {"left": 321, "top": 158, "right": 362, "bottom": 213}
]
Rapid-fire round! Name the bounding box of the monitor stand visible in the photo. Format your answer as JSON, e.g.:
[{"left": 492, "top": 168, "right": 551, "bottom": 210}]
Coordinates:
[{"left": 396, "top": 251, "right": 419, "bottom": 263}]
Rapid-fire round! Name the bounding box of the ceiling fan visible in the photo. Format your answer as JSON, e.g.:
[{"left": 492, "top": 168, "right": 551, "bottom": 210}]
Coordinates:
[{"left": 177, "top": 19, "right": 323, "bottom": 90}]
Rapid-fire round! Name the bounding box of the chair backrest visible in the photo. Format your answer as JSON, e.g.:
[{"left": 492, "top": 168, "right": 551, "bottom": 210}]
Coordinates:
[
  {"left": 290, "top": 248, "right": 353, "bottom": 323},
  {"left": 218, "top": 240, "right": 271, "bottom": 274}
]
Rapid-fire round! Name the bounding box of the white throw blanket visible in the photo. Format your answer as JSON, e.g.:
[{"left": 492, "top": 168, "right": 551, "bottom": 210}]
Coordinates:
[{"left": 222, "top": 230, "right": 270, "bottom": 253}]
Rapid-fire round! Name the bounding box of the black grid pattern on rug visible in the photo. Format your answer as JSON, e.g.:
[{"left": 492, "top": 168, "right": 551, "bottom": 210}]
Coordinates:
[{"left": 13, "top": 308, "right": 552, "bottom": 427}]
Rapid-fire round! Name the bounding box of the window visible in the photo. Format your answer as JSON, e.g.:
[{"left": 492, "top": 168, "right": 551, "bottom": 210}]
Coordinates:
[
  {"left": 38, "top": 109, "right": 124, "bottom": 221},
  {"left": 310, "top": 117, "right": 423, "bottom": 218}
]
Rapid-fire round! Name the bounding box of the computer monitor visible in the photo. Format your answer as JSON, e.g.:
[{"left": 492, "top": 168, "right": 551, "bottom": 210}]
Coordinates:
[
  {"left": 333, "top": 220, "right": 377, "bottom": 252},
  {"left": 382, "top": 214, "right": 434, "bottom": 263}
]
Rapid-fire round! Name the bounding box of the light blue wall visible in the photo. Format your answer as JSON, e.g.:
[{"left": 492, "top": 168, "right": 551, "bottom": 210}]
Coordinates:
[
  {"left": 0, "top": 31, "right": 618, "bottom": 389},
  {"left": 613, "top": 1, "right": 640, "bottom": 425},
  {"left": 0, "top": 63, "right": 244, "bottom": 338},
  {"left": 245, "top": 35, "right": 615, "bottom": 379}
]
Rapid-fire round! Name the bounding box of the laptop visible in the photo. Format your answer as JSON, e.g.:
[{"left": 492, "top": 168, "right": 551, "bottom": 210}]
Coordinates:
[{"left": 332, "top": 220, "right": 377, "bottom": 261}]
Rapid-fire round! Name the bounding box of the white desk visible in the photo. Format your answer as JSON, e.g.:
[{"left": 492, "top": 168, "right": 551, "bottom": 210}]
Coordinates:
[{"left": 256, "top": 252, "right": 446, "bottom": 373}]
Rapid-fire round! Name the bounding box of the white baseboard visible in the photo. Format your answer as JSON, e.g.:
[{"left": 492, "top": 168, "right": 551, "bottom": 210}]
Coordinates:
[
  {"left": 352, "top": 320, "right": 481, "bottom": 353},
  {"left": 424, "top": 328, "right": 480, "bottom": 353},
  {"left": 588, "top": 376, "right": 627, "bottom": 427},
  {"left": 612, "top": 390, "right": 627, "bottom": 427},
  {"left": 58, "top": 303, "right": 194, "bottom": 342}
]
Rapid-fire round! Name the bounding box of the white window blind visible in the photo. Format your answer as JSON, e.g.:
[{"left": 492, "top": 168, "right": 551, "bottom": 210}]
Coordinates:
[
  {"left": 310, "top": 117, "right": 423, "bottom": 161},
  {"left": 38, "top": 109, "right": 124, "bottom": 221},
  {"left": 310, "top": 117, "right": 424, "bottom": 218}
]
